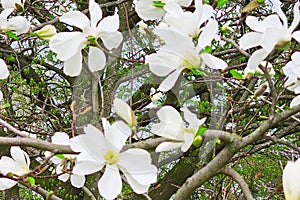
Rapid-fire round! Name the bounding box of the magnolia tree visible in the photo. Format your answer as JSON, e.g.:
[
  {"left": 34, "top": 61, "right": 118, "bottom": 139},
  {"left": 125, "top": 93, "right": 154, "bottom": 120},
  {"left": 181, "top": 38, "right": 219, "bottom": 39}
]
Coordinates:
[{"left": 0, "top": 0, "right": 300, "bottom": 199}]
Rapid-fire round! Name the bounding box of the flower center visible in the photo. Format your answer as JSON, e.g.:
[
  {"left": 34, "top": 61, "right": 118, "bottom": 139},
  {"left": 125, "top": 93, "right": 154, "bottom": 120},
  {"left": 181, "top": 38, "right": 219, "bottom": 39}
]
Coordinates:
[
  {"left": 182, "top": 128, "right": 195, "bottom": 135},
  {"left": 104, "top": 150, "right": 119, "bottom": 165},
  {"left": 182, "top": 51, "right": 201, "bottom": 70}
]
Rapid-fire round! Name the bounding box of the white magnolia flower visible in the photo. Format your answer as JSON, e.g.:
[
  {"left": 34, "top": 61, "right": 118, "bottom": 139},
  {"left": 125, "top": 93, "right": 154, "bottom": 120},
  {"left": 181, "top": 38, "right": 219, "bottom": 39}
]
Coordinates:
[
  {"left": 36, "top": 25, "right": 57, "bottom": 41},
  {"left": 150, "top": 87, "right": 163, "bottom": 103},
  {"left": 0, "top": 146, "right": 30, "bottom": 190},
  {"left": 70, "top": 122, "right": 157, "bottom": 199},
  {"left": 162, "top": 0, "right": 213, "bottom": 37},
  {"left": 239, "top": 0, "right": 300, "bottom": 72},
  {"left": 151, "top": 106, "right": 206, "bottom": 152},
  {"left": 49, "top": 132, "right": 85, "bottom": 188},
  {"left": 1, "top": 0, "right": 24, "bottom": 11},
  {"left": 0, "top": 9, "right": 30, "bottom": 35},
  {"left": 283, "top": 159, "right": 300, "bottom": 200},
  {"left": 113, "top": 98, "right": 137, "bottom": 129},
  {"left": 283, "top": 52, "right": 300, "bottom": 93},
  {"left": 0, "top": 59, "right": 9, "bottom": 101},
  {"left": 49, "top": 0, "right": 123, "bottom": 76},
  {"left": 134, "top": 0, "right": 193, "bottom": 20},
  {"left": 146, "top": 23, "right": 227, "bottom": 92}
]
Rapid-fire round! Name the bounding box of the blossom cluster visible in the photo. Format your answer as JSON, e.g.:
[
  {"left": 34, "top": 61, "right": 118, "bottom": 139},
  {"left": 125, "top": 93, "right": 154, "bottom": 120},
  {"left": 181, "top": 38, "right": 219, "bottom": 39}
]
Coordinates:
[{"left": 0, "top": 0, "right": 300, "bottom": 199}]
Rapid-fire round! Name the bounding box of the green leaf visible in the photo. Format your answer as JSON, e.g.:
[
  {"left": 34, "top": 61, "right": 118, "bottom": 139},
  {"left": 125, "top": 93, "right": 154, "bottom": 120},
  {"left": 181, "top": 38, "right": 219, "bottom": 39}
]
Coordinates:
[
  {"left": 2, "top": 103, "right": 11, "bottom": 109},
  {"left": 26, "top": 176, "right": 35, "bottom": 186},
  {"left": 152, "top": 1, "right": 166, "bottom": 7},
  {"left": 55, "top": 154, "right": 65, "bottom": 159},
  {"left": 191, "top": 69, "right": 206, "bottom": 76},
  {"left": 5, "top": 31, "right": 19, "bottom": 40},
  {"left": 217, "top": 82, "right": 225, "bottom": 89},
  {"left": 230, "top": 69, "right": 243, "bottom": 80},
  {"left": 196, "top": 126, "right": 208, "bottom": 137},
  {"left": 204, "top": 46, "right": 213, "bottom": 54},
  {"left": 217, "top": 0, "right": 229, "bottom": 7}
]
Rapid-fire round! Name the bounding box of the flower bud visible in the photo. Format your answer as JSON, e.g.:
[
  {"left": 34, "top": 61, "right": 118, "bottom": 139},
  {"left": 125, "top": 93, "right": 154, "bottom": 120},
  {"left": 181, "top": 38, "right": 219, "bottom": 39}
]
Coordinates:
[{"left": 36, "top": 25, "right": 57, "bottom": 41}]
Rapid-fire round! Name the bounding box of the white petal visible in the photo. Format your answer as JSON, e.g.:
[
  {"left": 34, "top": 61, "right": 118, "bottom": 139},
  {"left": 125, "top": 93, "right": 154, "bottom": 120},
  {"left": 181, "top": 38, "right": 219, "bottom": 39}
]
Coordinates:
[
  {"left": 88, "top": 46, "right": 106, "bottom": 72},
  {"left": 0, "top": 178, "right": 17, "bottom": 190},
  {"left": 178, "top": 0, "right": 193, "bottom": 6},
  {"left": 0, "top": 59, "right": 9, "bottom": 79},
  {"left": 283, "top": 159, "right": 300, "bottom": 200},
  {"left": 181, "top": 133, "right": 194, "bottom": 152},
  {"left": 135, "top": 0, "right": 166, "bottom": 20},
  {"left": 49, "top": 32, "right": 86, "bottom": 61},
  {"left": 6, "top": 16, "right": 30, "bottom": 35},
  {"left": 270, "top": 0, "right": 287, "bottom": 27},
  {"left": 71, "top": 174, "right": 85, "bottom": 188},
  {"left": 64, "top": 52, "right": 82, "bottom": 77},
  {"left": 290, "top": 96, "right": 300, "bottom": 108},
  {"left": 118, "top": 149, "right": 157, "bottom": 186},
  {"left": 147, "top": 51, "right": 181, "bottom": 76},
  {"left": 99, "top": 31, "right": 123, "bottom": 50},
  {"left": 58, "top": 173, "right": 70, "bottom": 182},
  {"left": 98, "top": 165, "right": 122, "bottom": 199},
  {"left": 198, "top": 20, "right": 218, "bottom": 49},
  {"left": 246, "top": 49, "right": 269, "bottom": 72},
  {"left": 200, "top": 53, "right": 227, "bottom": 70},
  {"left": 289, "top": 2, "right": 300, "bottom": 32},
  {"left": 291, "top": 52, "right": 300, "bottom": 65},
  {"left": 10, "top": 146, "right": 30, "bottom": 171},
  {"left": 239, "top": 32, "right": 263, "bottom": 50},
  {"left": 60, "top": 11, "right": 90, "bottom": 31},
  {"left": 72, "top": 161, "right": 104, "bottom": 175},
  {"left": 89, "top": 0, "right": 102, "bottom": 29},
  {"left": 97, "top": 14, "right": 119, "bottom": 33},
  {"left": 155, "top": 142, "right": 183, "bottom": 152},
  {"left": 158, "top": 68, "right": 183, "bottom": 92},
  {"left": 260, "top": 27, "right": 283, "bottom": 53},
  {"left": 181, "top": 106, "right": 198, "bottom": 126},
  {"left": 51, "top": 132, "right": 69, "bottom": 145},
  {"left": 292, "top": 31, "right": 300, "bottom": 43},
  {"left": 0, "top": 91, "right": 3, "bottom": 101},
  {"left": 102, "top": 118, "right": 130, "bottom": 151},
  {"left": 151, "top": 106, "right": 183, "bottom": 140},
  {"left": 122, "top": 171, "right": 150, "bottom": 194},
  {"left": 1, "top": 0, "right": 23, "bottom": 9},
  {"left": 113, "top": 98, "right": 136, "bottom": 127}
]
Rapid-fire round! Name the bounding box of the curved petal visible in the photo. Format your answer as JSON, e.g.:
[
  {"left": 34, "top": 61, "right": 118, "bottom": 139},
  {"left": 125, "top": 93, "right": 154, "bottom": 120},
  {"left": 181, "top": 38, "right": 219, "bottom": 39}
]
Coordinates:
[
  {"left": 291, "top": 52, "right": 300, "bottom": 65},
  {"left": 292, "top": 31, "right": 300, "bottom": 43},
  {"left": 49, "top": 32, "right": 86, "bottom": 61},
  {"left": 97, "top": 14, "right": 119, "bottom": 34},
  {"left": 1, "top": 0, "right": 23, "bottom": 9},
  {"left": 289, "top": 2, "right": 300, "bottom": 32},
  {"left": 51, "top": 132, "right": 70, "bottom": 145},
  {"left": 113, "top": 98, "right": 136, "bottom": 127},
  {"left": 60, "top": 11, "right": 90, "bottom": 31},
  {"left": 239, "top": 32, "right": 263, "bottom": 50},
  {"left": 181, "top": 106, "right": 198, "bottom": 126},
  {"left": 89, "top": 0, "right": 102, "bottom": 29},
  {"left": 118, "top": 149, "right": 157, "bottom": 186},
  {"left": 147, "top": 51, "right": 181, "bottom": 76},
  {"left": 158, "top": 68, "right": 183, "bottom": 92},
  {"left": 98, "top": 165, "right": 122, "bottom": 199},
  {"left": 0, "top": 59, "right": 9, "bottom": 79},
  {"left": 72, "top": 161, "right": 104, "bottom": 175},
  {"left": 0, "top": 178, "right": 17, "bottom": 190},
  {"left": 151, "top": 106, "right": 183, "bottom": 140},
  {"left": 88, "top": 46, "right": 106, "bottom": 72},
  {"left": 181, "top": 132, "right": 194, "bottom": 152},
  {"left": 290, "top": 95, "right": 300, "bottom": 108},
  {"left": 71, "top": 174, "right": 85, "bottom": 188},
  {"left": 6, "top": 16, "right": 30, "bottom": 35},
  {"left": 64, "top": 52, "right": 82, "bottom": 77},
  {"left": 102, "top": 118, "right": 130, "bottom": 151},
  {"left": 10, "top": 146, "right": 30, "bottom": 171},
  {"left": 99, "top": 31, "right": 123, "bottom": 50},
  {"left": 283, "top": 159, "right": 300, "bottom": 200},
  {"left": 246, "top": 49, "right": 269, "bottom": 72},
  {"left": 200, "top": 53, "right": 227, "bottom": 70},
  {"left": 270, "top": 0, "right": 287, "bottom": 27},
  {"left": 135, "top": 0, "right": 166, "bottom": 20},
  {"left": 155, "top": 142, "right": 183, "bottom": 152},
  {"left": 198, "top": 20, "right": 218, "bottom": 49},
  {"left": 260, "top": 27, "right": 283, "bottom": 53},
  {"left": 58, "top": 173, "right": 70, "bottom": 182},
  {"left": 0, "top": 91, "right": 3, "bottom": 101}
]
